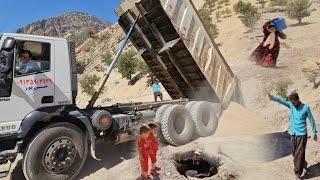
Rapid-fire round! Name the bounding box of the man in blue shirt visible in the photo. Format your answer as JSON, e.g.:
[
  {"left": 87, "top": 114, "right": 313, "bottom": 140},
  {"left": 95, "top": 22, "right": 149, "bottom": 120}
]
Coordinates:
[
  {"left": 269, "top": 92, "right": 317, "bottom": 179},
  {"left": 152, "top": 81, "right": 163, "bottom": 102}
]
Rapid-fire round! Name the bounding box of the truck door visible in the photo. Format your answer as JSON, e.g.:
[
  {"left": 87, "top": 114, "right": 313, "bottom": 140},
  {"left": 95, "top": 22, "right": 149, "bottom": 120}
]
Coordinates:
[{"left": 0, "top": 38, "right": 54, "bottom": 134}]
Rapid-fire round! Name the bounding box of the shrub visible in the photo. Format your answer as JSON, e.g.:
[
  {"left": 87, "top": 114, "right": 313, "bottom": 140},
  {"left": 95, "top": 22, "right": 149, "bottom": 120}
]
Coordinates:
[
  {"left": 94, "top": 64, "right": 104, "bottom": 72},
  {"left": 223, "top": 0, "right": 230, "bottom": 6},
  {"left": 234, "top": 1, "right": 251, "bottom": 13},
  {"left": 275, "top": 80, "right": 292, "bottom": 98},
  {"left": 198, "top": 6, "right": 219, "bottom": 39},
  {"left": 76, "top": 61, "right": 86, "bottom": 74},
  {"left": 241, "top": 9, "right": 261, "bottom": 28},
  {"left": 117, "top": 50, "right": 138, "bottom": 80},
  {"left": 234, "top": 1, "right": 261, "bottom": 28},
  {"left": 286, "top": 0, "right": 312, "bottom": 24},
  {"left": 203, "top": 0, "right": 217, "bottom": 12},
  {"left": 217, "top": 0, "right": 224, "bottom": 9},
  {"left": 80, "top": 74, "right": 100, "bottom": 96},
  {"left": 216, "top": 11, "right": 222, "bottom": 22},
  {"left": 270, "top": 0, "right": 288, "bottom": 6},
  {"left": 256, "top": 0, "right": 267, "bottom": 10},
  {"left": 101, "top": 52, "right": 113, "bottom": 66},
  {"left": 224, "top": 8, "right": 232, "bottom": 17}
]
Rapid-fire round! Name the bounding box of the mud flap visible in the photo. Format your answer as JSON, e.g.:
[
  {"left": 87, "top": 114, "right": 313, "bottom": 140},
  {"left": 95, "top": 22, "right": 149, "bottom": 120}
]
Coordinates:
[{"left": 69, "top": 111, "right": 100, "bottom": 161}]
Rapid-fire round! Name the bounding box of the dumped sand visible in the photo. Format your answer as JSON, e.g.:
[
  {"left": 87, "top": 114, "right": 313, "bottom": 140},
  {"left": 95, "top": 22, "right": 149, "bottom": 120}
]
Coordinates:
[{"left": 215, "top": 102, "right": 271, "bottom": 136}]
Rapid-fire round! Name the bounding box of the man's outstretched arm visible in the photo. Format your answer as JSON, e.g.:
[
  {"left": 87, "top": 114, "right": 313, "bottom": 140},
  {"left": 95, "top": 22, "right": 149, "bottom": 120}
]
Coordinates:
[
  {"left": 307, "top": 106, "right": 318, "bottom": 141},
  {"left": 268, "top": 94, "right": 291, "bottom": 108}
]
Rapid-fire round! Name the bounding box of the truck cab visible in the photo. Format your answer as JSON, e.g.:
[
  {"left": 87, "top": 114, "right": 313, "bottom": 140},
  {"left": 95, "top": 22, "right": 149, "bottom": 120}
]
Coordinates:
[
  {"left": 0, "top": 33, "right": 77, "bottom": 134},
  {"left": 0, "top": 33, "right": 78, "bottom": 167}
]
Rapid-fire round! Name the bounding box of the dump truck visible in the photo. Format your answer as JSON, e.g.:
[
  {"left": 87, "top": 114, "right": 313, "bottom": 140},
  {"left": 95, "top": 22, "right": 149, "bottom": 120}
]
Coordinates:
[{"left": 0, "top": 0, "right": 242, "bottom": 179}]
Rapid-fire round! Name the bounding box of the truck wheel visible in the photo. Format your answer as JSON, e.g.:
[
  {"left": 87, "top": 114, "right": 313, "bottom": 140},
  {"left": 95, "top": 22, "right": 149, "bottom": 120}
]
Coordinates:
[
  {"left": 161, "top": 105, "right": 194, "bottom": 146},
  {"left": 185, "top": 101, "right": 201, "bottom": 139},
  {"left": 155, "top": 104, "right": 172, "bottom": 144},
  {"left": 189, "top": 101, "right": 219, "bottom": 137},
  {"left": 185, "top": 101, "right": 198, "bottom": 110},
  {"left": 22, "top": 122, "right": 87, "bottom": 180}
]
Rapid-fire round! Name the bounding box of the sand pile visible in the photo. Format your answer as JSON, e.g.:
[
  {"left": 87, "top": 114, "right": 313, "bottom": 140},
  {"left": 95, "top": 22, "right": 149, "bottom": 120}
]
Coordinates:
[{"left": 215, "top": 102, "right": 271, "bottom": 136}]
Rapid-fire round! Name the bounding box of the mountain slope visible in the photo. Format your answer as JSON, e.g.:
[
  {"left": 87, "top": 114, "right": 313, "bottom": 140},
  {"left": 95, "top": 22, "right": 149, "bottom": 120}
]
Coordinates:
[{"left": 16, "top": 12, "right": 109, "bottom": 46}]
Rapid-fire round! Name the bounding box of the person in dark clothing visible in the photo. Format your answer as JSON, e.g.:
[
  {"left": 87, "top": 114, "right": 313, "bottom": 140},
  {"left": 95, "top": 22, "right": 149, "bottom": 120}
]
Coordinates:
[
  {"left": 269, "top": 92, "right": 318, "bottom": 179},
  {"left": 250, "top": 18, "right": 287, "bottom": 67},
  {"left": 176, "top": 150, "right": 216, "bottom": 178}
]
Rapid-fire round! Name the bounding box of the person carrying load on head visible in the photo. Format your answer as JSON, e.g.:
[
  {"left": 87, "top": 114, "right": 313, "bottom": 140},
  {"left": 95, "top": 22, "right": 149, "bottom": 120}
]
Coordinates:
[{"left": 250, "top": 17, "right": 287, "bottom": 67}]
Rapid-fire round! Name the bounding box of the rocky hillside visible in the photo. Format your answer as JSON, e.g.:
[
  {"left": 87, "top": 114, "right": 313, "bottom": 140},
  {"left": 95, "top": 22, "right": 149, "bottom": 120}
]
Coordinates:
[{"left": 16, "top": 12, "right": 109, "bottom": 46}]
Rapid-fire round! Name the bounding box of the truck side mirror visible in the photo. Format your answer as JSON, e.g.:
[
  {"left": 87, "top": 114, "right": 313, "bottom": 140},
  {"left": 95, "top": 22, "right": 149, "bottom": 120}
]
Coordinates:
[
  {"left": 0, "top": 38, "right": 15, "bottom": 78},
  {"left": 1, "top": 38, "right": 16, "bottom": 51}
]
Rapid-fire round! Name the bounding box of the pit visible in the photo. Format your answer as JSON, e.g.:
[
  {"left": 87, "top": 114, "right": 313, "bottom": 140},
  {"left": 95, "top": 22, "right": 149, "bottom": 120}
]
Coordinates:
[{"left": 173, "top": 151, "right": 220, "bottom": 179}]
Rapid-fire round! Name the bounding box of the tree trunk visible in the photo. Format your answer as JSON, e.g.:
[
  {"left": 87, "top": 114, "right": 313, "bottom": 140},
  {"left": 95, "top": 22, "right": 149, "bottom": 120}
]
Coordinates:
[{"left": 298, "top": 18, "right": 302, "bottom": 24}]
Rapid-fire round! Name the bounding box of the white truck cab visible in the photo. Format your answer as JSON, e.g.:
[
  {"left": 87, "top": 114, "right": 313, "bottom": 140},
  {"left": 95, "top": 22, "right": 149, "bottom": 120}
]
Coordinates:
[
  {"left": 0, "top": 33, "right": 77, "bottom": 135},
  {"left": 0, "top": 33, "right": 82, "bottom": 180}
]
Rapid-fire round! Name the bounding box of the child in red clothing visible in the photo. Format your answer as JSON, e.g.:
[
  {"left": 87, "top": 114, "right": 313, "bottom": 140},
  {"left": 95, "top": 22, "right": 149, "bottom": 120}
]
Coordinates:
[
  {"left": 147, "top": 123, "right": 161, "bottom": 175},
  {"left": 137, "top": 125, "right": 152, "bottom": 180}
]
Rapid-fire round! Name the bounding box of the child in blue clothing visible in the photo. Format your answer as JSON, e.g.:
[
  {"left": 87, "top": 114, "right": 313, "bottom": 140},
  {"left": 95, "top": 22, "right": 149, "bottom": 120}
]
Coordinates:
[{"left": 152, "top": 81, "right": 163, "bottom": 102}]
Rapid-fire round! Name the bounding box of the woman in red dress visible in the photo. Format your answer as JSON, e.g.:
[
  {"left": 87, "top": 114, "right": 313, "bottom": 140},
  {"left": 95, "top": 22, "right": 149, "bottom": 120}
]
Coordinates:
[{"left": 250, "top": 19, "right": 287, "bottom": 67}]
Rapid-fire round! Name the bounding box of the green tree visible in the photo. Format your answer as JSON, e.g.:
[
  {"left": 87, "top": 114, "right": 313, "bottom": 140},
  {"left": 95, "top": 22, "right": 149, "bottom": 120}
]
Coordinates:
[
  {"left": 234, "top": 1, "right": 261, "bottom": 28},
  {"left": 101, "top": 52, "right": 113, "bottom": 66},
  {"left": 117, "top": 50, "right": 138, "bottom": 80},
  {"left": 137, "top": 60, "right": 150, "bottom": 74},
  {"left": 198, "top": 6, "right": 219, "bottom": 39},
  {"left": 80, "top": 74, "right": 100, "bottom": 96},
  {"left": 286, "top": 0, "right": 312, "bottom": 24}
]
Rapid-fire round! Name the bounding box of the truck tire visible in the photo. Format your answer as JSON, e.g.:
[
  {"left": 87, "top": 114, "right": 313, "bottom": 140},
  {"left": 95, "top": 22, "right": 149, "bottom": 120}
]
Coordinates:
[
  {"left": 160, "top": 105, "right": 194, "bottom": 146},
  {"left": 185, "top": 101, "right": 201, "bottom": 139},
  {"left": 211, "top": 103, "right": 222, "bottom": 118},
  {"left": 185, "top": 101, "right": 198, "bottom": 110},
  {"left": 22, "top": 122, "right": 88, "bottom": 180},
  {"left": 155, "top": 104, "right": 172, "bottom": 144},
  {"left": 188, "top": 101, "right": 219, "bottom": 137}
]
